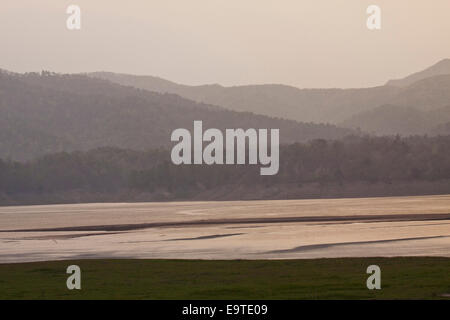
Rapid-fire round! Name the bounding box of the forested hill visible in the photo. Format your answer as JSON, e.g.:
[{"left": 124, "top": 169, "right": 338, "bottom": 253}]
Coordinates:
[
  {"left": 0, "top": 71, "right": 352, "bottom": 161},
  {"left": 1, "top": 136, "right": 449, "bottom": 205}
]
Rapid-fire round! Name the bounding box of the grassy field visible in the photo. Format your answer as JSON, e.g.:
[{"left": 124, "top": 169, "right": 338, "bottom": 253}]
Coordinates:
[{"left": 1, "top": 257, "right": 449, "bottom": 299}]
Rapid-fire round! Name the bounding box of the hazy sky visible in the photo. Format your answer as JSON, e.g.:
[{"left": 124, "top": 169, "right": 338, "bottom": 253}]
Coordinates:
[{"left": 1, "top": 0, "right": 450, "bottom": 88}]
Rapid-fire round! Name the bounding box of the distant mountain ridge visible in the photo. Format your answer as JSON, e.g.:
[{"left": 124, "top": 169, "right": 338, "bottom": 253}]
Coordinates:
[
  {"left": 90, "top": 72, "right": 400, "bottom": 124},
  {"left": 0, "top": 71, "right": 352, "bottom": 161},
  {"left": 386, "top": 59, "right": 450, "bottom": 87},
  {"left": 89, "top": 59, "right": 450, "bottom": 135},
  {"left": 341, "top": 74, "right": 450, "bottom": 135},
  {"left": 1, "top": 59, "right": 449, "bottom": 162}
]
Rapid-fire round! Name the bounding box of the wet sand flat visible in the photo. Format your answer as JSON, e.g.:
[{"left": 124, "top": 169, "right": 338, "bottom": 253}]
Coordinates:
[{"left": 0, "top": 195, "right": 449, "bottom": 263}]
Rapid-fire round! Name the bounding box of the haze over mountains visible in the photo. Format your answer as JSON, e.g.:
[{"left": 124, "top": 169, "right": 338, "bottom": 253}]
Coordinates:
[
  {"left": 90, "top": 71, "right": 399, "bottom": 124},
  {"left": 386, "top": 59, "right": 450, "bottom": 87},
  {"left": 1, "top": 58, "right": 450, "bottom": 161},
  {"left": 1, "top": 60, "right": 450, "bottom": 204},
  {"left": 0, "top": 70, "right": 350, "bottom": 161},
  {"left": 90, "top": 59, "right": 450, "bottom": 135}
]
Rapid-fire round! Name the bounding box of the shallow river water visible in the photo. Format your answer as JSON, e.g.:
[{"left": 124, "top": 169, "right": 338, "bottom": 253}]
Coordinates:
[{"left": 1, "top": 195, "right": 449, "bottom": 263}]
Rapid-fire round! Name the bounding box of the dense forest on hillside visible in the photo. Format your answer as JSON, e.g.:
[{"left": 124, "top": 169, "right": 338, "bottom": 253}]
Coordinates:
[
  {"left": 341, "top": 104, "right": 450, "bottom": 135},
  {"left": 1, "top": 135, "right": 449, "bottom": 205}
]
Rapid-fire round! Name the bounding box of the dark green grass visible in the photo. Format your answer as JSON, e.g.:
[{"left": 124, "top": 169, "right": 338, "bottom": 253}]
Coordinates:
[{"left": 1, "top": 257, "right": 449, "bottom": 299}]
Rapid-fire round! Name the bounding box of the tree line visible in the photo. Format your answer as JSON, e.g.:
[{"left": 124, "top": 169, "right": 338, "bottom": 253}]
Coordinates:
[{"left": 1, "top": 135, "right": 450, "bottom": 204}]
